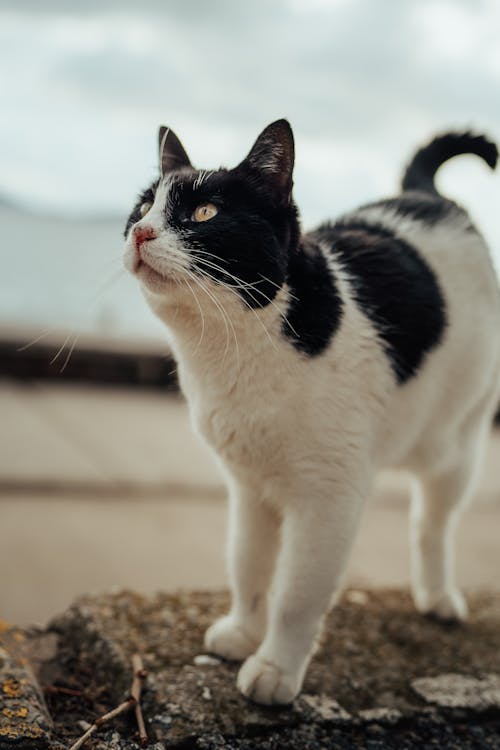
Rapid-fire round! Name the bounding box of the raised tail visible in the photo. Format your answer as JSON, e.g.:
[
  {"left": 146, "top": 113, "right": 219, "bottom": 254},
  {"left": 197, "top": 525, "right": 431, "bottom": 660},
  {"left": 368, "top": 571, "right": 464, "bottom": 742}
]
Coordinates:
[{"left": 401, "top": 131, "right": 497, "bottom": 195}]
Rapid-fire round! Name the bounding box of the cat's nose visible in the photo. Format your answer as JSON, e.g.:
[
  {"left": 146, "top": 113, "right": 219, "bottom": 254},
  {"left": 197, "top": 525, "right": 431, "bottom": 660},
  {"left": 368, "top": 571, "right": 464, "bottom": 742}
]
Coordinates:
[{"left": 133, "top": 225, "right": 157, "bottom": 250}]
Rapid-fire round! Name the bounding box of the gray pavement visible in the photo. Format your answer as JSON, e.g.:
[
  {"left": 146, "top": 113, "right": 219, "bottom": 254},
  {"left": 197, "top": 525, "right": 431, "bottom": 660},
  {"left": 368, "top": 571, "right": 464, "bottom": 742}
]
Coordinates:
[{"left": 1, "top": 380, "right": 499, "bottom": 626}]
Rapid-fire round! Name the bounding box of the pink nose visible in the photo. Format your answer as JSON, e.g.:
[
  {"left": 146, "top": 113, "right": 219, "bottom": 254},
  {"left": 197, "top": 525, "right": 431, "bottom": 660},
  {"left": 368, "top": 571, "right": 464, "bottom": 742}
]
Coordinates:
[{"left": 134, "top": 225, "right": 157, "bottom": 249}]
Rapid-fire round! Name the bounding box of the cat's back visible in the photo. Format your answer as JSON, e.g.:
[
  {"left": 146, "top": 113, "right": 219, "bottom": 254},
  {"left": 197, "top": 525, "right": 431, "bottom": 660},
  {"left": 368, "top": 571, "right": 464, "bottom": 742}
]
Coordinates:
[
  {"left": 312, "top": 189, "right": 500, "bottom": 357},
  {"left": 308, "top": 192, "right": 500, "bottom": 468}
]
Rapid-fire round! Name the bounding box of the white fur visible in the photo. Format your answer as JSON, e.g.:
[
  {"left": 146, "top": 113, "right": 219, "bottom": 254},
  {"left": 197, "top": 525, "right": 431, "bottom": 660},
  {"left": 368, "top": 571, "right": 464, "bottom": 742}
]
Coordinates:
[{"left": 124, "top": 191, "right": 500, "bottom": 705}]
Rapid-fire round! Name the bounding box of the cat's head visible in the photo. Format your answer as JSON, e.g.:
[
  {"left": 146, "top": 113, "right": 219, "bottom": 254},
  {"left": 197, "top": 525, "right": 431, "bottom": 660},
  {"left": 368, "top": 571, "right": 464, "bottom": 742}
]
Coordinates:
[{"left": 123, "top": 120, "right": 300, "bottom": 310}]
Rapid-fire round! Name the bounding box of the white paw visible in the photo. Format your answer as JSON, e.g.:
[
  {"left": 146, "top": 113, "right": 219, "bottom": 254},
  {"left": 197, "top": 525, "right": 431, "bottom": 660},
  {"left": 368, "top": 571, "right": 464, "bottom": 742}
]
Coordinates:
[
  {"left": 204, "top": 616, "right": 258, "bottom": 661},
  {"left": 237, "top": 654, "right": 300, "bottom": 705},
  {"left": 415, "top": 588, "right": 468, "bottom": 623}
]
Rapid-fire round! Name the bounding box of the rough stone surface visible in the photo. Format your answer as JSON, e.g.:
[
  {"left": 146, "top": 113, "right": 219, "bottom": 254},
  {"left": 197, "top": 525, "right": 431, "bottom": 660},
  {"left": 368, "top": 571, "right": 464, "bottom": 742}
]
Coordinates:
[
  {"left": 0, "top": 625, "right": 52, "bottom": 748},
  {"left": 1, "top": 589, "right": 500, "bottom": 748},
  {"left": 412, "top": 673, "right": 500, "bottom": 710},
  {"left": 300, "top": 693, "right": 351, "bottom": 722},
  {"left": 357, "top": 706, "right": 403, "bottom": 724}
]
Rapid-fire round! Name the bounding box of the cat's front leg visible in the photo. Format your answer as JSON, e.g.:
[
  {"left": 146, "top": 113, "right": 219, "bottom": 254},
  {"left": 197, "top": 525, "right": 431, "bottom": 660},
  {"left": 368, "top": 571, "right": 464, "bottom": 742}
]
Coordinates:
[
  {"left": 237, "top": 487, "right": 364, "bottom": 705},
  {"left": 205, "top": 484, "right": 280, "bottom": 661}
]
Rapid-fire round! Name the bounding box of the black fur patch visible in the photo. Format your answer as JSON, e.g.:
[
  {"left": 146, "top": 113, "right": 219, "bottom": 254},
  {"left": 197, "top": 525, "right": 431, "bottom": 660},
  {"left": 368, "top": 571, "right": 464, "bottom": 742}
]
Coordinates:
[
  {"left": 364, "top": 192, "right": 467, "bottom": 227},
  {"left": 312, "top": 222, "right": 447, "bottom": 383},
  {"left": 283, "top": 239, "right": 343, "bottom": 356}
]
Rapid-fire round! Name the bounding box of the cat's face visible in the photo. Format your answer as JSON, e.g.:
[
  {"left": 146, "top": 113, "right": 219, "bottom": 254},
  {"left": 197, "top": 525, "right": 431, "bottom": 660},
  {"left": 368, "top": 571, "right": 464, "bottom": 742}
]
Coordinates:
[{"left": 124, "top": 120, "right": 299, "bottom": 310}]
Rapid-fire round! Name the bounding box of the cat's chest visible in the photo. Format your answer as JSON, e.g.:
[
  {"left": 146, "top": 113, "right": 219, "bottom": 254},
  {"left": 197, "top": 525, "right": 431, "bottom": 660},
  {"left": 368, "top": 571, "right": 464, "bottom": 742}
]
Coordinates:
[
  {"left": 180, "top": 370, "right": 286, "bottom": 470},
  {"left": 195, "top": 393, "right": 282, "bottom": 469}
]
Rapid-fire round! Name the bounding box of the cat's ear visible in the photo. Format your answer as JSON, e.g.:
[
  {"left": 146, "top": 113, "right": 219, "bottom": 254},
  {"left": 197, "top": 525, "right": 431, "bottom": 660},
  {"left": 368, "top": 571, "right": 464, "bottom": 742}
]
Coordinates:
[
  {"left": 237, "top": 119, "right": 295, "bottom": 202},
  {"left": 158, "top": 126, "right": 192, "bottom": 176}
]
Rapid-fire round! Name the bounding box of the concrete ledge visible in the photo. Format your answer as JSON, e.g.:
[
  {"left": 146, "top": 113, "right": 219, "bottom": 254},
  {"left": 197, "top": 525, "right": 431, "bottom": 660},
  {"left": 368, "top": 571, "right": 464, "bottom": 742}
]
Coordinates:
[
  {"left": 1, "top": 590, "right": 500, "bottom": 748},
  {"left": 0, "top": 329, "right": 178, "bottom": 390}
]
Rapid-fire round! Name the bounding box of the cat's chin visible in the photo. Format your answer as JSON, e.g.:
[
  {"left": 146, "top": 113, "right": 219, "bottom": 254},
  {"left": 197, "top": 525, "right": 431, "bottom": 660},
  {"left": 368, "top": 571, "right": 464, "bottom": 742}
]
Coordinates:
[{"left": 136, "top": 261, "right": 178, "bottom": 294}]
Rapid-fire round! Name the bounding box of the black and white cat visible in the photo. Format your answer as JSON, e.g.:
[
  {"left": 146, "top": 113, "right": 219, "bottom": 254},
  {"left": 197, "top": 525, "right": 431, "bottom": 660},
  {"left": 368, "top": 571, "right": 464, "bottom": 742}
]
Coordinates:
[{"left": 124, "top": 120, "right": 500, "bottom": 705}]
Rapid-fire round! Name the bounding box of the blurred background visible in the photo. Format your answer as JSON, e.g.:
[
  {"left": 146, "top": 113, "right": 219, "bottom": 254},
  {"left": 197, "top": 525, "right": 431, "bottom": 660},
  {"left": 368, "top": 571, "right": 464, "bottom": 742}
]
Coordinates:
[{"left": 1, "top": 0, "right": 500, "bottom": 626}]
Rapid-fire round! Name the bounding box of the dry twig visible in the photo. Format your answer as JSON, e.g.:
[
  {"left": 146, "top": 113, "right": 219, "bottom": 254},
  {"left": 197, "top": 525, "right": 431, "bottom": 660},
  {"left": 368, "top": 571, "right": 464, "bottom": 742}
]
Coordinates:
[
  {"left": 131, "top": 653, "right": 148, "bottom": 747},
  {"left": 67, "top": 653, "right": 148, "bottom": 750}
]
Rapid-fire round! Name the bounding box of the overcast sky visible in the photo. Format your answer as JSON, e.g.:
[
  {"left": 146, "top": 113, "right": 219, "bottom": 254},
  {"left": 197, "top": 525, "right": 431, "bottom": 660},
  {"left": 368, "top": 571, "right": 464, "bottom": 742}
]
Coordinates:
[{"left": 1, "top": 0, "right": 500, "bottom": 235}]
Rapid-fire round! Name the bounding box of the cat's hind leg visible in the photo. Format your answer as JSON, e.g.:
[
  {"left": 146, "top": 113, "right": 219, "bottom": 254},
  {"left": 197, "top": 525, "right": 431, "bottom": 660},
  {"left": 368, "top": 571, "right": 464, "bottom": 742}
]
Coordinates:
[{"left": 409, "top": 413, "right": 491, "bottom": 622}]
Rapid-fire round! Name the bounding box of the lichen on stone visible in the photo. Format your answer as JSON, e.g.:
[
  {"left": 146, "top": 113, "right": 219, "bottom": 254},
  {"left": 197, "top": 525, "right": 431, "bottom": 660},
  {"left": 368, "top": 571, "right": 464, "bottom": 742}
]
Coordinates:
[{"left": 2, "top": 677, "right": 22, "bottom": 698}]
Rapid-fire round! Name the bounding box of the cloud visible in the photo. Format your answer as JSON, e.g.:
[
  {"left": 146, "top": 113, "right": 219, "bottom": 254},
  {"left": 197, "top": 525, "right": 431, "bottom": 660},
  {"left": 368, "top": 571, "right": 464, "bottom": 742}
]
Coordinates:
[{"left": 0, "top": 0, "right": 499, "bottom": 231}]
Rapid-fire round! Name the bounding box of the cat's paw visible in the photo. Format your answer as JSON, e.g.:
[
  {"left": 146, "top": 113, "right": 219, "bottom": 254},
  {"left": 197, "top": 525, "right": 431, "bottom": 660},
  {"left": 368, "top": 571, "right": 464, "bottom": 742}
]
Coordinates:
[
  {"left": 414, "top": 588, "right": 468, "bottom": 623},
  {"left": 237, "top": 655, "right": 300, "bottom": 705},
  {"left": 204, "top": 616, "right": 258, "bottom": 661}
]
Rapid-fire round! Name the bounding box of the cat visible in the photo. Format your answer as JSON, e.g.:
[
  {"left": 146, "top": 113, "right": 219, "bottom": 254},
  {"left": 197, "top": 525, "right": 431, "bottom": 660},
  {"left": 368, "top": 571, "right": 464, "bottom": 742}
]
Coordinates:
[{"left": 123, "top": 119, "right": 500, "bottom": 706}]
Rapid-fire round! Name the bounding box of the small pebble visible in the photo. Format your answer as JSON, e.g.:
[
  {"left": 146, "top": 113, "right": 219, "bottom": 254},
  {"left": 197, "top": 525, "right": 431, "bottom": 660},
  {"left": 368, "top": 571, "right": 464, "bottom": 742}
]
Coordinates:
[
  {"left": 194, "top": 654, "right": 221, "bottom": 666},
  {"left": 153, "top": 713, "right": 172, "bottom": 727},
  {"left": 345, "top": 590, "right": 369, "bottom": 605}
]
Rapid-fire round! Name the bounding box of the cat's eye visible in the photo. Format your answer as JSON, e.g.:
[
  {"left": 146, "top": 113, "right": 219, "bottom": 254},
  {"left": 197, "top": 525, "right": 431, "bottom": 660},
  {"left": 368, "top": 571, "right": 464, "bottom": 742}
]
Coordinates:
[
  {"left": 139, "top": 202, "right": 152, "bottom": 217},
  {"left": 192, "top": 203, "right": 218, "bottom": 223}
]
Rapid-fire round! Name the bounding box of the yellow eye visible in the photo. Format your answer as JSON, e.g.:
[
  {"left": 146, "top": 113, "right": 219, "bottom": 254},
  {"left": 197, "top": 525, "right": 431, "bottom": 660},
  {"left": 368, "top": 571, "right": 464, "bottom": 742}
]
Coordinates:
[
  {"left": 139, "top": 202, "right": 152, "bottom": 217},
  {"left": 192, "top": 203, "right": 218, "bottom": 222}
]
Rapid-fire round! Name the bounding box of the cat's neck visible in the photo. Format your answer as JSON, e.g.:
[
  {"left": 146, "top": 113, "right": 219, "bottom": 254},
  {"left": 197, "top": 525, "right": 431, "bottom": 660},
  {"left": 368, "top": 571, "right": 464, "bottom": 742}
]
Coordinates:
[{"left": 145, "top": 283, "right": 289, "bottom": 392}]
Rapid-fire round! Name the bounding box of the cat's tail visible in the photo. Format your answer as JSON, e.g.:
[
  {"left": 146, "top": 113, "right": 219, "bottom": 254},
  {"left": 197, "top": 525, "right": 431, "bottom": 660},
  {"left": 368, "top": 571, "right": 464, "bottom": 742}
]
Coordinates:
[{"left": 401, "top": 132, "right": 498, "bottom": 195}]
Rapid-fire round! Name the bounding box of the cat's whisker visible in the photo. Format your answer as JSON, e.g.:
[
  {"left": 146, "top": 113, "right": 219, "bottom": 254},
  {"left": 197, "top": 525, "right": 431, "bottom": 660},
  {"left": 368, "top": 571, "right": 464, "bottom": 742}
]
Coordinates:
[
  {"left": 190, "top": 274, "right": 240, "bottom": 369},
  {"left": 190, "top": 250, "right": 290, "bottom": 299},
  {"left": 21, "top": 263, "right": 126, "bottom": 371},
  {"left": 195, "top": 257, "right": 292, "bottom": 300},
  {"left": 193, "top": 263, "right": 273, "bottom": 338},
  {"left": 191, "top": 257, "right": 269, "bottom": 298},
  {"left": 164, "top": 255, "right": 237, "bottom": 367},
  {"left": 182, "top": 271, "right": 207, "bottom": 355},
  {"left": 54, "top": 266, "right": 128, "bottom": 366},
  {"left": 194, "top": 278, "right": 232, "bottom": 364},
  {"left": 192, "top": 257, "right": 300, "bottom": 341},
  {"left": 144, "top": 252, "right": 294, "bottom": 375},
  {"left": 193, "top": 273, "right": 239, "bottom": 369},
  {"left": 88, "top": 267, "right": 127, "bottom": 306},
  {"left": 191, "top": 256, "right": 273, "bottom": 297},
  {"left": 193, "top": 170, "right": 214, "bottom": 190},
  {"left": 259, "top": 273, "right": 299, "bottom": 301},
  {"left": 193, "top": 266, "right": 280, "bottom": 367},
  {"left": 93, "top": 257, "right": 127, "bottom": 282},
  {"left": 59, "top": 333, "right": 80, "bottom": 374},
  {"left": 50, "top": 333, "right": 73, "bottom": 365},
  {"left": 17, "top": 328, "right": 55, "bottom": 352},
  {"left": 188, "top": 254, "right": 299, "bottom": 338},
  {"left": 201, "top": 273, "right": 297, "bottom": 377},
  {"left": 191, "top": 252, "right": 271, "bottom": 292}
]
